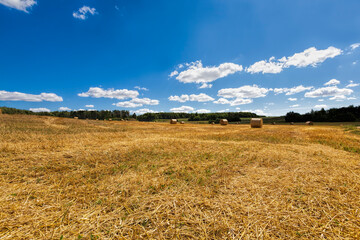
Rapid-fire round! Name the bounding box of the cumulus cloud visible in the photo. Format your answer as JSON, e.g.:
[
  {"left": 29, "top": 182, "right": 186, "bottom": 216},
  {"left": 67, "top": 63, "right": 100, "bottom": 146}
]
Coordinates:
[
  {"left": 242, "top": 109, "right": 267, "bottom": 116},
  {"left": 73, "top": 6, "right": 97, "bottom": 20},
  {"left": 78, "top": 87, "right": 139, "bottom": 100},
  {"left": 215, "top": 85, "right": 268, "bottom": 106},
  {"left": 324, "top": 79, "right": 340, "bottom": 86},
  {"left": 169, "top": 70, "right": 179, "bottom": 78},
  {"left": 305, "top": 86, "right": 353, "bottom": 99},
  {"left": 213, "top": 97, "right": 253, "bottom": 106},
  {"left": 246, "top": 46, "right": 342, "bottom": 74},
  {"left": 290, "top": 104, "right": 300, "bottom": 108},
  {"left": 0, "top": 90, "right": 63, "bottom": 102},
  {"left": 314, "top": 104, "right": 328, "bottom": 109},
  {"left": 196, "top": 109, "right": 211, "bottom": 113},
  {"left": 168, "top": 93, "right": 214, "bottom": 103},
  {"left": 350, "top": 43, "right": 360, "bottom": 50},
  {"left": 213, "top": 98, "right": 231, "bottom": 105},
  {"left": 132, "top": 108, "right": 158, "bottom": 115},
  {"left": 288, "top": 98, "right": 297, "bottom": 101},
  {"left": 274, "top": 85, "right": 313, "bottom": 95},
  {"left": 218, "top": 85, "right": 269, "bottom": 99},
  {"left": 171, "top": 60, "right": 243, "bottom": 86},
  {"left": 59, "top": 107, "right": 71, "bottom": 111},
  {"left": 170, "top": 106, "right": 195, "bottom": 113},
  {"left": 199, "top": 83, "right": 213, "bottom": 89},
  {"left": 113, "top": 98, "right": 159, "bottom": 108},
  {"left": 346, "top": 81, "right": 359, "bottom": 88},
  {"left": 0, "top": 0, "right": 36, "bottom": 12},
  {"left": 85, "top": 105, "right": 94, "bottom": 108},
  {"left": 217, "top": 109, "right": 230, "bottom": 113},
  {"left": 30, "top": 108, "right": 50, "bottom": 113},
  {"left": 134, "top": 86, "right": 149, "bottom": 91}
]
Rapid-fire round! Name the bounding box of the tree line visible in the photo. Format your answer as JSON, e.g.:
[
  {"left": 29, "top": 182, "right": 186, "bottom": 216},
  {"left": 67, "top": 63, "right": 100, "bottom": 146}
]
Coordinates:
[
  {"left": 0, "top": 107, "right": 131, "bottom": 120},
  {"left": 285, "top": 105, "right": 360, "bottom": 122},
  {"left": 137, "top": 112, "right": 260, "bottom": 122}
]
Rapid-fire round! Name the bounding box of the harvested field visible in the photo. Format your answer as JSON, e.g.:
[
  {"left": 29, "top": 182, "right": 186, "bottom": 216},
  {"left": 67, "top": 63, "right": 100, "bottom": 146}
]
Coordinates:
[{"left": 0, "top": 114, "right": 359, "bottom": 239}]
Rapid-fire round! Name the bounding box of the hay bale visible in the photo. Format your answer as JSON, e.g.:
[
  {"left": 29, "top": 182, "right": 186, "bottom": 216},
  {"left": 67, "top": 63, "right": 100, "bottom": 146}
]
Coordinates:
[
  {"left": 109, "top": 118, "right": 113, "bottom": 121},
  {"left": 211, "top": 122, "right": 215, "bottom": 125},
  {"left": 290, "top": 122, "right": 294, "bottom": 125},
  {"left": 180, "top": 121, "right": 185, "bottom": 124},
  {"left": 272, "top": 122, "right": 276, "bottom": 125},
  {"left": 306, "top": 121, "right": 313, "bottom": 125},
  {"left": 74, "top": 117, "right": 79, "bottom": 119},
  {"left": 250, "top": 118, "right": 263, "bottom": 128},
  {"left": 170, "top": 119, "right": 177, "bottom": 124},
  {"left": 220, "top": 119, "right": 228, "bottom": 125}
]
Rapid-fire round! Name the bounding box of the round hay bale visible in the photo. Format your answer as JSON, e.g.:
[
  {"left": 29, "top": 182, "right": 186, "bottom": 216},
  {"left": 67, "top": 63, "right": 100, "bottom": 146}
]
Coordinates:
[
  {"left": 220, "top": 119, "right": 228, "bottom": 125},
  {"left": 272, "top": 122, "right": 276, "bottom": 125},
  {"left": 180, "top": 121, "right": 185, "bottom": 124},
  {"left": 170, "top": 119, "right": 177, "bottom": 124},
  {"left": 74, "top": 117, "right": 79, "bottom": 119},
  {"left": 306, "top": 121, "right": 313, "bottom": 125},
  {"left": 109, "top": 118, "right": 113, "bottom": 121},
  {"left": 211, "top": 122, "right": 215, "bottom": 125},
  {"left": 250, "top": 118, "right": 263, "bottom": 128},
  {"left": 290, "top": 122, "right": 294, "bottom": 125}
]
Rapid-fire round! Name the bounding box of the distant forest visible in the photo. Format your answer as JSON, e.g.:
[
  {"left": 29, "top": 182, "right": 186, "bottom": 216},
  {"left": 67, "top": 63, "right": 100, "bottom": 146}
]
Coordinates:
[
  {"left": 0, "top": 107, "right": 131, "bottom": 120},
  {"left": 136, "top": 112, "right": 260, "bottom": 123},
  {"left": 285, "top": 105, "right": 360, "bottom": 122},
  {"left": 1, "top": 105, "right": 360, "bottom": 122}
]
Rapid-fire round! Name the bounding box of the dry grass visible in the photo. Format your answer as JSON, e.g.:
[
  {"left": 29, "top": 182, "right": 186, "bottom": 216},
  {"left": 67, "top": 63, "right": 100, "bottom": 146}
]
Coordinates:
[{"left": 0, "top": 114, "right": 359, "bottom": 239}]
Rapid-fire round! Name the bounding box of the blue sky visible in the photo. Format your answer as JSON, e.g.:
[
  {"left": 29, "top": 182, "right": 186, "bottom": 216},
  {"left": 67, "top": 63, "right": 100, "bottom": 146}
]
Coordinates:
[{"left": 0, "top": 0, "right": 359, "bottom": 116}]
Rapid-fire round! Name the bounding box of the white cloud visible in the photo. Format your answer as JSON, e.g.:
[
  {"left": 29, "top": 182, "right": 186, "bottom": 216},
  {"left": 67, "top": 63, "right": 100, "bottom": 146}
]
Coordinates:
[
  {"left": 134, "top": 86, "right": 149, "bottom": 91},
  {"left": 350, "top": 43, "right": 360, "bottom": 50},
  {"left": 290, "top": 104, "right": 300, "bottom": 108},
  {"left": 172, "top": 60, "right": 243, "bottom": 86},
  {"left": 246, "top": 57, "right": 284, "bottom": 74},
  {"left": 85, "top": 105, "right": 94, "bottom": 108},
  {"left": 169, "top": 70, "right": 179, "bottom": 78},
  {"left": 0, "top": 90, "right": 63, "bottom": 102},
  {"left": 318, "top": 99, "right": 324, "bottom": 102},
  {"left": 132, "top": 108, "right": 158, "bottom": 115},
  {"left": 196, "top": 109, "right": 211, "bottom": 113},
  {"left": 288, "top": 98, "right": 297, "bottom": 101},
  {"left": 73, "top": 6, "right": 97, "bottom": 20},
  {"left": 30, "top": 108, "right": 50, "bottom": 113},
  {"left": 314, "top": 104, "right": 327, "bottom": 109},
  {"left": 213, "top": 98, "right": 231, "bottom": 105},
  {"left": 168, "top": 93, "right": 214, "bottom": 103},
  {"left": 170, "top": 106, "right": 195, "bottom": 113},
  {"left": 114, "top": 102, "right": 142, "bottom": 108},
  {"left": 199, "top": 83, "right": 213, "bottom": 89},
  {"left": 217, "top": 109, "right": 230, "bottom": 113},
  {"left": 346, "top": 81, "right": 360, "bottom": 88},
  {"left": 305, "top": 86, "right": 353, "bottom": 99},
  {"left": 229, "top": 98, "right": 253, "bottom": 106},
  {"left": 274, "top": 85, "right": 313, "bottom": 95},
  {"left": 218, "top": 85, "right": 269, "bottom": 99},
  {"left": 0, "top": 0, "right": 36, "bottom": 12},
  {"left": 78, "top": 87, "right": 139, "bottom": 100},
  {"left": 113, "top": 98, "right": 159, "bottom": 108},
  {"left": 242, "top": 109, "right": 267, "bottom": 116},
  {"left": 213, "top": 97, "right": 252, "bottom": 106},
  {"left": 59, "top": 107, "right": 71, "bottom": 111},
  {"left": 246, "top": 46, "right": 342, "bottom": 74},
  {"left": 324, "top": 79, "right": 340, "bottom": 86}
]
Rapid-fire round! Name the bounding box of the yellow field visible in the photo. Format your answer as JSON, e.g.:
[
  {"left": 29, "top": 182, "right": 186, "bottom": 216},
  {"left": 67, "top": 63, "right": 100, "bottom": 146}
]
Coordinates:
[{"left": 0, "top": 114, "right": 359, "bottom": 239}]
